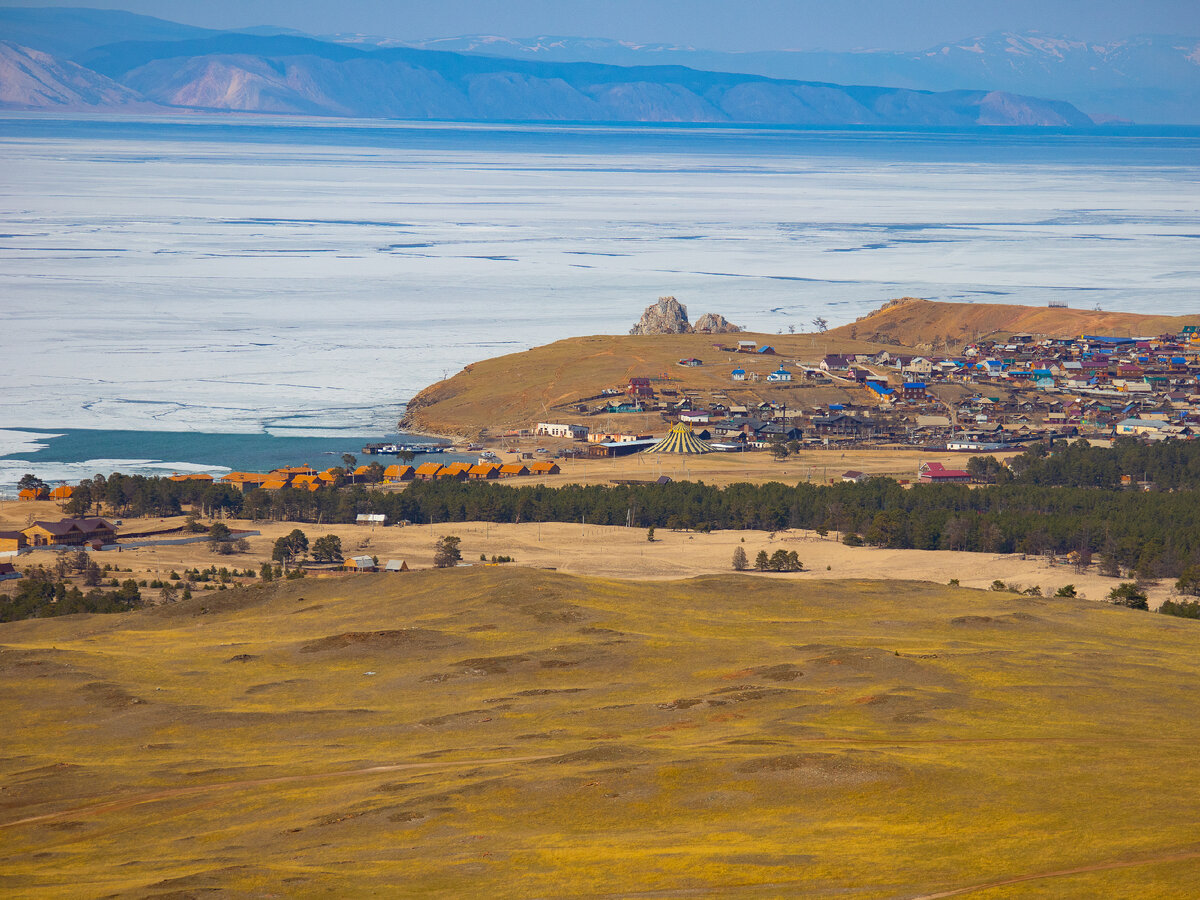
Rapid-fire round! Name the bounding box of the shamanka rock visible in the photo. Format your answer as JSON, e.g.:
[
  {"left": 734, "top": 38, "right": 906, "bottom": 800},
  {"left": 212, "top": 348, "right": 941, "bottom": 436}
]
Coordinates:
[{"left": 630, "top": 297, "right": 691, "bottom": 335}]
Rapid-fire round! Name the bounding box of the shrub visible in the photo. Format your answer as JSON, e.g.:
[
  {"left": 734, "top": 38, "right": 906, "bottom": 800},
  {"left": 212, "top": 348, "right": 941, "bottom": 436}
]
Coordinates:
[
  {"left": 1055, "top": 584, "right": 1077, "bottom": 598},
  {"left": 1159, "top": 599, "right": 1200, "bottom": 619},
  {"left": 1109, "top": 582, "right": 1149, "bottom": 610},
  {"left": 842, "top": 533, "right": 863, "bottom": 547}
]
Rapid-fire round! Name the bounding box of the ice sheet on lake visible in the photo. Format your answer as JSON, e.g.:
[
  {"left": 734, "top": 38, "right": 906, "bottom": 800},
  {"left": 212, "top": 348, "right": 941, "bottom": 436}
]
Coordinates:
[
  {"left": 0, "top": 457, "right": 230, "bottom": 497},
  {"left": 1, "top": 120, "right": 1198, "bottom": 438}
]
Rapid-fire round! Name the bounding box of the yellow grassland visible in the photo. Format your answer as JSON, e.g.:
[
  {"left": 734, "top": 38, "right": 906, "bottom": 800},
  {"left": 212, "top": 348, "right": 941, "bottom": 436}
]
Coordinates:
[{"left": 4, "top": 568, "right": 1200, "bottom": 896}]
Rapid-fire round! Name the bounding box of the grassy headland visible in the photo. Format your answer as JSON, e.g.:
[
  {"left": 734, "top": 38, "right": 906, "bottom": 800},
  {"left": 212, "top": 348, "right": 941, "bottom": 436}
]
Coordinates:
[
  {"left": 402, "top": 299, "right": 1197, "bottom": 438},
  {"left": 401, "top": 331, "right": 890, "bottom": 438},
  {"left": 3, "top": 568, "right": 1200, "bottom": 896}
]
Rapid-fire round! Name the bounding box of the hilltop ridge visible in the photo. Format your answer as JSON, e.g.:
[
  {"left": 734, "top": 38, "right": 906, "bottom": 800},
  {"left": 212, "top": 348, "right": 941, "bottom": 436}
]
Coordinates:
[{"left": 829, "top": 298, "right": 1199, "bottom": 347}]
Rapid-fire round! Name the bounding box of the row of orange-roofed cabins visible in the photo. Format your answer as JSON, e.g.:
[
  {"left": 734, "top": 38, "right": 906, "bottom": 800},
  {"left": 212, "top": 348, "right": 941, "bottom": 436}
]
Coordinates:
[
  {"left": 213, "top": 464, "right": 398, "bottom": 493},
  {"left": 18, "top": 484, "right": 77, "bottom": 501},
  {"left": 402, "top": 461, "right": 561, "bottom": 482}
]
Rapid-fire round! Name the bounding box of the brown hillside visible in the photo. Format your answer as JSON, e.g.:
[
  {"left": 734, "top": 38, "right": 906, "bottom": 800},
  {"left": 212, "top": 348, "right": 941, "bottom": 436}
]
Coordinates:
[
  {"left": 829, "top": 297, "right": 1198, "bottom": 347},
  {"left": 403, "top": 331, "right": 894, "bottom": 438},
  {"left": 6, "top": 569, "right": 1200, "bottom": 896}
]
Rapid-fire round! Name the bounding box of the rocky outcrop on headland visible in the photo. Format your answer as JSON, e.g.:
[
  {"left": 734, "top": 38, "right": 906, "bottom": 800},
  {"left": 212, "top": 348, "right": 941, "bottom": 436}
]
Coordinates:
[
  {"left": 630, "top": 297, "right": 742, "bottom": 335},
  {"left": 630, "top": 297, "right": 691, "bottom": 335},
  {"left": 693, "top": 312, "right": 742, "bottom": 334}
]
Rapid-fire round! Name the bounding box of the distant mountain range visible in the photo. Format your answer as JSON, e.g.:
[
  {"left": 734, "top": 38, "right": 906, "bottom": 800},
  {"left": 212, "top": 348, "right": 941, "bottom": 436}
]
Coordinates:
[
  {"left": 0, "top": 6, "right": 1183, "bottom": 124},
  {"left": 395, "top": 31, "right": 1200, "bottom": 125}
]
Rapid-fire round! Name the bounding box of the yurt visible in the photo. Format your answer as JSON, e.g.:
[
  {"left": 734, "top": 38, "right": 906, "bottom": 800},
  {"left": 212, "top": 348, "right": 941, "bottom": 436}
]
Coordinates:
[{"left": 644, "top": 422, "right": 713, "bottom": 454}]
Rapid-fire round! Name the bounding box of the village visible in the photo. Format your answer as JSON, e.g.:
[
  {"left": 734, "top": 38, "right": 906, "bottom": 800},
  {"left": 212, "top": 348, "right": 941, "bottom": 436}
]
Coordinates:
[{"left": 516, "top": 325, "right": 1200, "bottom": 464}]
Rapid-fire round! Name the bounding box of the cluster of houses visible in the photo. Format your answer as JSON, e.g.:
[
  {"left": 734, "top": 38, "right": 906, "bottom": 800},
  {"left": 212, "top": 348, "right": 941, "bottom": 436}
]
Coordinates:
[
  {"left": 537, "top": 324, "right": 1200, "bottom": 453},
  {"left": 215, "top": 464, "right": 393, "bottom": 493}
]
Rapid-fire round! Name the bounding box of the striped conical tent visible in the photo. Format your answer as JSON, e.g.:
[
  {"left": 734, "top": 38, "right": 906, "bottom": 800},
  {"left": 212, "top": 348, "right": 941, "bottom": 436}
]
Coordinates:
[{"left": 645, "top": 422, "right": 713, "bottom": 454}]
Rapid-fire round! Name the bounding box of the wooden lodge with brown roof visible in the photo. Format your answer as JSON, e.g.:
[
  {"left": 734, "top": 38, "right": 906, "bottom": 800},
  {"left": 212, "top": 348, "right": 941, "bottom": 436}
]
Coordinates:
[
  {"left": 468, "top": 463, "right": 500, "bottom": 480},
  {"left": 499, "top": 463, "right": 530, "bottom": 477},
  {"left": 22, "top": 517, "right": 116, "bottom": 548},
  {"left": 414, "top": 462, "right": 444, "bottom": 480},
  {"left": 384, "top": 464, "right": 415, "bottom": 482},
  {"left": 529, "top": 461, "right": 561, "bottom": 475}
]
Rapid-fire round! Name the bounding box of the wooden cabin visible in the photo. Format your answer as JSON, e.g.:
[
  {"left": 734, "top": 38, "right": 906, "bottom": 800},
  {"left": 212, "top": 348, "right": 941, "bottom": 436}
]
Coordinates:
[{"left": 22, "top": 518, "right": 115, "bottom": 548}]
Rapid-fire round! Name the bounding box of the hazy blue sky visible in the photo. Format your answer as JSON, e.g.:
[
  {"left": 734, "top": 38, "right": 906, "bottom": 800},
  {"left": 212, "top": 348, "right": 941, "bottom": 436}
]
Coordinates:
[{"left": 3, "top": 1, "right": 1198, "bottom": 50}]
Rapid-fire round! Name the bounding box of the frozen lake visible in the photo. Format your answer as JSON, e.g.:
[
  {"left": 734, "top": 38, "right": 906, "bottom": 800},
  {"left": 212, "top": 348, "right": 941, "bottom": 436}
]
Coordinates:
[{"left": 1, "top": 116, "right": 1198, "bottom": 479}]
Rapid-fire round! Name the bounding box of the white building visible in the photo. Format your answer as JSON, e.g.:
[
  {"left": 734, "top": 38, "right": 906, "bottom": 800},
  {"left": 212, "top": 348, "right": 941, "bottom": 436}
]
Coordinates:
[{"left": 536, "top": 422, "right": 589, "bottom": 440}]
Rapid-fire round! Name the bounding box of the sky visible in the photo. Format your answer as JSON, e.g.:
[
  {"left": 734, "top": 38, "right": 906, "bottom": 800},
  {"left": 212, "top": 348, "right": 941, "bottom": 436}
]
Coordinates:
[{"left": 2, "top": 0, "right": 1198, "bottom": 50}]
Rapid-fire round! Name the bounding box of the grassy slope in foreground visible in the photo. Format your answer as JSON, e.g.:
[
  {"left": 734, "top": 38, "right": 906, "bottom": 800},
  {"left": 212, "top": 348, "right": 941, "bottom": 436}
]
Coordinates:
[
  {"left": 828, "top": 297, "right": 1199, "bottom": 346},
  {"left": 3, "top": 568, "right": 1200, "bottom": 897}
]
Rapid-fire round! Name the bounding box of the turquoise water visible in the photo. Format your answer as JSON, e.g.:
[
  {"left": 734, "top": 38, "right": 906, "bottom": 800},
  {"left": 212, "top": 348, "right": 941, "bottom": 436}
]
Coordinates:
[{"left": 0, "top": 428, "right": 470, "bottom": 489}]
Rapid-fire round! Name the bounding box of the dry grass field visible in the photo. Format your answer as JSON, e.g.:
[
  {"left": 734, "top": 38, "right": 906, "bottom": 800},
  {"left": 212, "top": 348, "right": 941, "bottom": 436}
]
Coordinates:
[
  {"left": 523, "top": 445, "right": 1016, "bottom": 488},
  {"left": 6, "top": 494, "right": 1163, "bottom": 608},
  {"left": 3, "top": 568, "right": 1200, "bottom": 897}
]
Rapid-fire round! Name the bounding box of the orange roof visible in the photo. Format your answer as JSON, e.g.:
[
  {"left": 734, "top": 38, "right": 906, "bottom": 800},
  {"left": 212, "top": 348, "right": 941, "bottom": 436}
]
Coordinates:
[
  {"left": 168, "top": 473, "right": 214, "bottom": 482},
  {"left": 271, "top": 466, "right": 315, "bottom": 476},
  {"left": 529, "top": 461, "right": 560, "bottom": 473},
  {"left": 318, "top": 472, "right": 339, "bottom": 483},
  {"left": 220, "top": 472, "right": 270, "bottom": 484},
  {"left": 18, "top": 488, "right": 48, "bottom": 500},
  {"left": 384, "top": 464, "right": 414, "bottom": 479},
  {"left": 260, "top": 479, "right": 288, "bottom": 491},
  {"left": 468, "top": 464, "right": 499, "bottom": 476},
  {"left": 292, "top": 474, "right": 320, "bottom": 487},
  {"left": 499, "top": 464, "right": 529, "bottom": 475},
  {"left": 414, "top": 463, "right": 443, "bottom": 476},
  {"left": 353, "top": 465, "right": 371, "bottom": 476},
  {"left": 50, "top": 485, "right": 74, "bottom": 499},
  {"left": 445, "top": 462, "right": 472, "bottom": 474}
]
